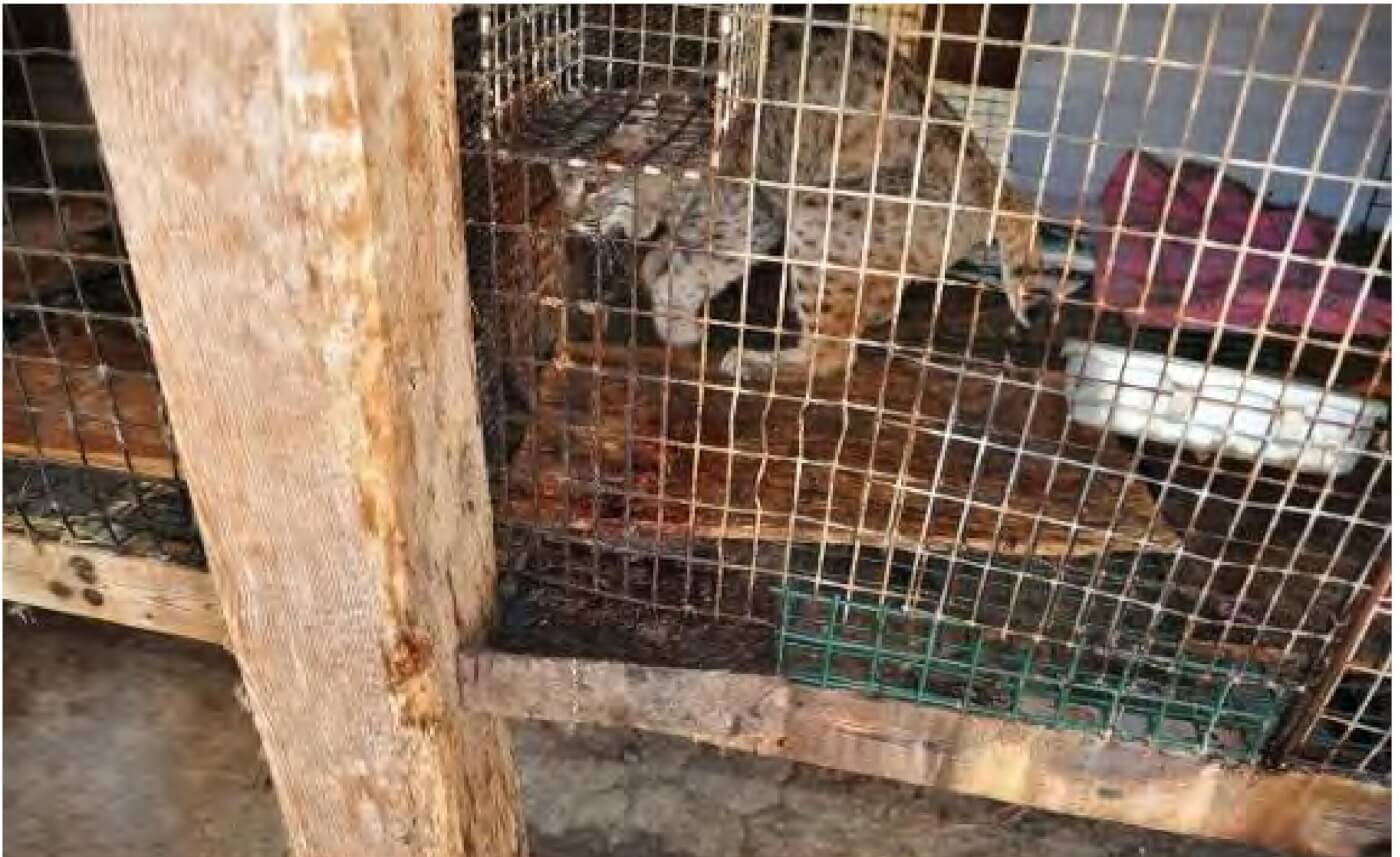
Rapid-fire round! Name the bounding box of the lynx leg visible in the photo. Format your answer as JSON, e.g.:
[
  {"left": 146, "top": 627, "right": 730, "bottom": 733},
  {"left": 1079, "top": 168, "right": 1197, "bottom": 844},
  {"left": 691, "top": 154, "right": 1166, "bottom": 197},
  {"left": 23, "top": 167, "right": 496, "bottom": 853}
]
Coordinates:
[
  {"left": 993, "top": 202, "right": 1043, "bottom": 327},
  {"left": 643, "top": 248, "right": 750, "bottom": 346},
  {"left": 646, "top": 183, "right": 786, "bottom": 347},
  {"left": 720, "top": 196, "right": 869, "bottom": 380}
]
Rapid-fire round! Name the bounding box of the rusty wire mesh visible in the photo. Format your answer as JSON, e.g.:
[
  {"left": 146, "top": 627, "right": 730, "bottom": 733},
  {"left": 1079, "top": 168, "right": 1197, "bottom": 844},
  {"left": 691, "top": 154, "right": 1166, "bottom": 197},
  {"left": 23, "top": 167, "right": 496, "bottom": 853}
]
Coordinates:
[
  {"left": 1277, "top": 563, "right": 1391, "bottom": 779},
  {"left": 458, "top": 4, "right": 1392, "bottom": 776},
  {"left": 2, "top": 5, "right": 202, "bottom": 566}
]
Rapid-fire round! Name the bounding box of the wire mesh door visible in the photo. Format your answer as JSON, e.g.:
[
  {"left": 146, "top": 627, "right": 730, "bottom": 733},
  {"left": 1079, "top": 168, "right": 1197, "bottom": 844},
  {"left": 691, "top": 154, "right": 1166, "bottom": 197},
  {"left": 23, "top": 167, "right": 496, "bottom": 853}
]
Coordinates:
[
  {"left": 456, "top": 3, "right": 1391, "bottom": 778},
  {"left": 2, "top": 5, "right": 203, "bottom": 566}
]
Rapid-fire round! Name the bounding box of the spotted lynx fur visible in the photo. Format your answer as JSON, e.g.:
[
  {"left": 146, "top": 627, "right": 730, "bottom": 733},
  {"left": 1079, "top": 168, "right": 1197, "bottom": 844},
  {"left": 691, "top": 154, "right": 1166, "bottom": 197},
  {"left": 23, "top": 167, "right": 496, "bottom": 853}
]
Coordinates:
[{"left": 555, "top": 23, "right": 1047, "bottom": 379}]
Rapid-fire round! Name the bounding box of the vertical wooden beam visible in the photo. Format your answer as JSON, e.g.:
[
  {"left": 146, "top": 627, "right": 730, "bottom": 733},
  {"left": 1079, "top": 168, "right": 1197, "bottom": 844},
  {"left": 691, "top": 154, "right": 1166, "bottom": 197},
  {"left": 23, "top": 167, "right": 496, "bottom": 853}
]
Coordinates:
[{"left": 72, "top": 7, "right": 524, "bottom": 856}]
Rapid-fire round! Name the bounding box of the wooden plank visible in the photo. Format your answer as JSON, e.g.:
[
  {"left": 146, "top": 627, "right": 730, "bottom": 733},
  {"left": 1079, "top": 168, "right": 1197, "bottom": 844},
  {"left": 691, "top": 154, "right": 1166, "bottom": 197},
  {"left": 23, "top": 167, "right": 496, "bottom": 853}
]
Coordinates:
[
  {"left": 3, "top": 536, "right": 224, "bottom": 645},
  {"left": 74, "top": 7, "right": 524, "bottom": 857},
  {"left": 4, "top": 277, "right": 177, "bottom": 478},
  {"left": 462, "top": 652, "right": 1391, "bottom": 857},
  {"left": 3, "top": 193, "right": 117, "bottom": 303},
  {"left": 505, "top": 344, "right": 1180, "bottom": 559},
  {"left": 0, "top": 542, "right": 1363, "bottom": 855}
]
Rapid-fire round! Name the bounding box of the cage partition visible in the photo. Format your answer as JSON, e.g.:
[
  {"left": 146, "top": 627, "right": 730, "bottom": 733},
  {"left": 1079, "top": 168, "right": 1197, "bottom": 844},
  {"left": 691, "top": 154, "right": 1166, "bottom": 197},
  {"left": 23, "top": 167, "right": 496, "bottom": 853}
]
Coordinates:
[{"left": 2, "top": 4, "right": 202, "bottom": 566}]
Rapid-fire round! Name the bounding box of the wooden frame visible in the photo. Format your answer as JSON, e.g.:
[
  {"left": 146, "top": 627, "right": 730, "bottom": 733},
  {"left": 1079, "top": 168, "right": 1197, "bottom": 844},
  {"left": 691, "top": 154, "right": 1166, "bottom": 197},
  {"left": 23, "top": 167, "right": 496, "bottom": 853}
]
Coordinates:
[
  {"left": 69, "top": 7, "right": 523, "bottom": 856},
  {"left": 0, "top": 5, "right": 1387, "bottom": 857}
]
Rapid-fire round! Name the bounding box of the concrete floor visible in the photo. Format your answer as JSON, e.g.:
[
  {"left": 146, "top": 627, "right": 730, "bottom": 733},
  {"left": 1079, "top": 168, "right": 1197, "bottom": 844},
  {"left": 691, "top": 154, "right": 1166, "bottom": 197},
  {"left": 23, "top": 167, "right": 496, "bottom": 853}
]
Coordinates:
[{"left": 4, "top": 610, "right": 1277, "bottom": 857}]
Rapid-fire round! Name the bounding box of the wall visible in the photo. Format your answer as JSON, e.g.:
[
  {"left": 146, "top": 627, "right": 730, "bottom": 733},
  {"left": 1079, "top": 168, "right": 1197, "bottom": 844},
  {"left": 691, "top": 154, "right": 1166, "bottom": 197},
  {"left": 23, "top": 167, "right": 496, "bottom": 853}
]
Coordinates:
[{"left": 1007, "top": 4, "right": 1390, "bottom": 232}]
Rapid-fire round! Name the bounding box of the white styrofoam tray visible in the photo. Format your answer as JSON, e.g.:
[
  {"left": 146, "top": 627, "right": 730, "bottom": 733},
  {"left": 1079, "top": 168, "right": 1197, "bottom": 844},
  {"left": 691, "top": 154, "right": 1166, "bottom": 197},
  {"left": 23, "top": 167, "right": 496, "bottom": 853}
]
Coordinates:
[{"left": 1062, "top": 339, "right": 1388, "bottom": 476}]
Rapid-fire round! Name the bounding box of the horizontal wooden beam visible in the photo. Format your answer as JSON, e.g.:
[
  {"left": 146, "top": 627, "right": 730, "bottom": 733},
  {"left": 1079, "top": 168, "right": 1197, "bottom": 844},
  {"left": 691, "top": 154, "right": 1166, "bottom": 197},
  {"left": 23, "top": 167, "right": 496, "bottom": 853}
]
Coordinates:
[
  {"left": 4, "top": 358, "right": 179, "bottom": 480},
  {"left": 5, "top": 311, "right": 179, "bottom": 480},
  {"left": 460, "top": 651, "right": 1390, "bottom": 857},
  {"left": 3, "top": 535, "right": 224, "bottom": 645}
]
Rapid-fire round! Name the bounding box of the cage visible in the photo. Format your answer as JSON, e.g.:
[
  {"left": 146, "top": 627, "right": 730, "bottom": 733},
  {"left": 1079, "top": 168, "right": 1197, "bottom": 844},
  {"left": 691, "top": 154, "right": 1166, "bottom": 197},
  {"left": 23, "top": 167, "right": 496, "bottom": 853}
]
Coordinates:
[
  {"left": 1, "top": 3, "right": 1392, "bottom": 850},
  {"left": 456, "top": 2, "right": 1391, "bottom": 778}
]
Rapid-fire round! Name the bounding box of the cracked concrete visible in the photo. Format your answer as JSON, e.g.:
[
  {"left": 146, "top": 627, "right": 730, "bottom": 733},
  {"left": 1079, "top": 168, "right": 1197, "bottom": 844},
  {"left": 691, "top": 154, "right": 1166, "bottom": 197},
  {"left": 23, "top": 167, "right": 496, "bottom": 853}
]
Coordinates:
[
  {"left": 520, "top": 722, "right": 1275, "bottom": 857},
  {"left": 5, "top": 612, "right": 1275, "bottom": 857}
]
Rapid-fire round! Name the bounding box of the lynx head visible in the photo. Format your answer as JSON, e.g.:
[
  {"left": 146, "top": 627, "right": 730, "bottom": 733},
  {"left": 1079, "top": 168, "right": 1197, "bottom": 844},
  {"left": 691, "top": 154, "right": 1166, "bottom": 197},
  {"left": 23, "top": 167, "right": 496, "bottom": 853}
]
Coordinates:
[
  {"left": 549, "top": 163, "right": 645, "bottom": 238},
  {"left": 549, "top": 104, "right": 675, "bottom": 240}
]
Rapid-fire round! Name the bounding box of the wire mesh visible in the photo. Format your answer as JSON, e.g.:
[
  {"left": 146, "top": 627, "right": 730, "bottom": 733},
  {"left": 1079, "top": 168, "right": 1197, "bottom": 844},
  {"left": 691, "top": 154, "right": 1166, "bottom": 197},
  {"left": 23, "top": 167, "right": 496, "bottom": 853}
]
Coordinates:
[
  {"left": 1278, "top": 563, "right": 1391, "bottom": 779},
  {"left": 2, "top": 5, "right": 202, "bottom": 566},
  {"left": 460, "top": 4, "right": 1390, "bottom": 776}
]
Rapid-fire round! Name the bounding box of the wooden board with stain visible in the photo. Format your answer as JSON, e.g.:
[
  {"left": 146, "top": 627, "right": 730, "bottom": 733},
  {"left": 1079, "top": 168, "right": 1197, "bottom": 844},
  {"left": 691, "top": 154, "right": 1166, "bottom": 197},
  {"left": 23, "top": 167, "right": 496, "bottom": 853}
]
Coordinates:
[
  {"left": 504, "top": 344, "right": 1179, "bottom": 559},
  {"left": 3, "top": 312, "right": 177, "bottom": 479},
  {"left": 3, "top": 536, "right": 222, "bottom": 645},
  {"left": 463, "top": 652, "right": 1392, "bottom": 857}
]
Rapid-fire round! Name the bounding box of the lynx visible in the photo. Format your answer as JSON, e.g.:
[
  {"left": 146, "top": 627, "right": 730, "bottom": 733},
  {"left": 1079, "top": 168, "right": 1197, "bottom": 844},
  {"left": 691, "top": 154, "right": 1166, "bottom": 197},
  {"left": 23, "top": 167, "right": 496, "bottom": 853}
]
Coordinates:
[{"left": 554, "top": 22, "right": 1050, "bottom": 379}]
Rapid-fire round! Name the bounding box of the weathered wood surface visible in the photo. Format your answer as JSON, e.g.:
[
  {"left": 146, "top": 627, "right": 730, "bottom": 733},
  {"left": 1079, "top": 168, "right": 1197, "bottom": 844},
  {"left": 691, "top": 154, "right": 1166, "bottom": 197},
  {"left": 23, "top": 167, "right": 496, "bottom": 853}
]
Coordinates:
[
  {"left": 462, "top": 652, "right": 1391, "bottom": 857},
  {"left": 0, "top": 543, "right": 1378, "bottom": 857},
  {"left": 75, "top": 6, "right": 523, "bottom": 856},
  {"left": 3, "top": 536, "right": 224, "bottom": 645},
  {"left": 505, "top": 343, "right": 1180, "bottom": 558}
]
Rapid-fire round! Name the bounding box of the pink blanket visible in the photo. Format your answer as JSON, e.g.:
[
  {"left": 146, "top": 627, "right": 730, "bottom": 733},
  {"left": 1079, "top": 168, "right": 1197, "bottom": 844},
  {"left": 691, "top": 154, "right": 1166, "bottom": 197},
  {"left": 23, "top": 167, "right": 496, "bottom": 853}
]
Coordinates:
[{"left": 1093, "top": 151, "right": 1390, "bottom": 338}]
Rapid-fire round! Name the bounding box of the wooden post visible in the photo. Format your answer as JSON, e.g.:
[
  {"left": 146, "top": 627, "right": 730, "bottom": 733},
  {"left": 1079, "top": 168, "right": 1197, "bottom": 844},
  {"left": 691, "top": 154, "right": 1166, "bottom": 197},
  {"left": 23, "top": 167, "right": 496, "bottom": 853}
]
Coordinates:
[{"left": 72, "top": 7, "right": 524, "bottom": 856}]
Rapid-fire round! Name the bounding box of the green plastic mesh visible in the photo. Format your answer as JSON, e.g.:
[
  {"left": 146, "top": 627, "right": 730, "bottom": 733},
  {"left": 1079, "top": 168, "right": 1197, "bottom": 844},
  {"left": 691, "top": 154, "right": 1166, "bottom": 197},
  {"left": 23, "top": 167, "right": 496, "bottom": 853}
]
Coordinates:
[{"left": 775, "top": 580, "right": 1291, "bottom": 762}]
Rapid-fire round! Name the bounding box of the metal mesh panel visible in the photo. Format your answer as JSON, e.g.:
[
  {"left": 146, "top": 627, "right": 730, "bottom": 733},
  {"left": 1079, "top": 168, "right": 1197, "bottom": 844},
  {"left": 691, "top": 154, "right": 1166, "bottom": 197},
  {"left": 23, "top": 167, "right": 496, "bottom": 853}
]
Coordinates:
[
  {"left": 462, "top": 4, "right": 1390, "bottom": 777},
  {"left": 1279, "top": 564, "right": 1391, "bottom": 779},
  {"left": 2, "top": 5, "right": 202, "bottom": 566},
  {"left": 579, "top": 5, "right": 726, "bottom": 93}
]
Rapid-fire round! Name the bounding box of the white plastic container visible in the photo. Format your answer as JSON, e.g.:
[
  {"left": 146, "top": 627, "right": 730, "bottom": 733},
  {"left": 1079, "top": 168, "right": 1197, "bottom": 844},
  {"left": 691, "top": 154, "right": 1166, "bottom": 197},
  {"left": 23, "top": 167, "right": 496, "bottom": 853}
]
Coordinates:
[{"left": 1061, "top": 339, "right": 1388, "bottom": 476}]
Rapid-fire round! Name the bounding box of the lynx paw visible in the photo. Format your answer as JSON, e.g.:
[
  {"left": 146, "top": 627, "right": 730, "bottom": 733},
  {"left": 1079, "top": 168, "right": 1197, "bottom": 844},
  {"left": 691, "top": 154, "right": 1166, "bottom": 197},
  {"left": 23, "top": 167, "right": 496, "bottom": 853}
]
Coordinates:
[
  {"left": 719, "top": 347, "right": 777, "bottom": 381},
  {"left": 648, "top": 271, "right": 708, "bottom": 347},
  {"left": 653, "top": 312, "right": 703, "bottom": 347},
  {"left": 719, "top": 347, "right": 745, "bottom": 379}
]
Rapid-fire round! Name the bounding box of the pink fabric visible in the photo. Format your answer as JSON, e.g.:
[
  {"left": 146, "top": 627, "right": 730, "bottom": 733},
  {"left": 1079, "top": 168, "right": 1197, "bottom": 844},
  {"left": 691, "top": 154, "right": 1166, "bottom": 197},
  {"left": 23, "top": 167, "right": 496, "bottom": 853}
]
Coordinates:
[{"left": 1093, "top": 151, "right": 1390, "bottom": 337}]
